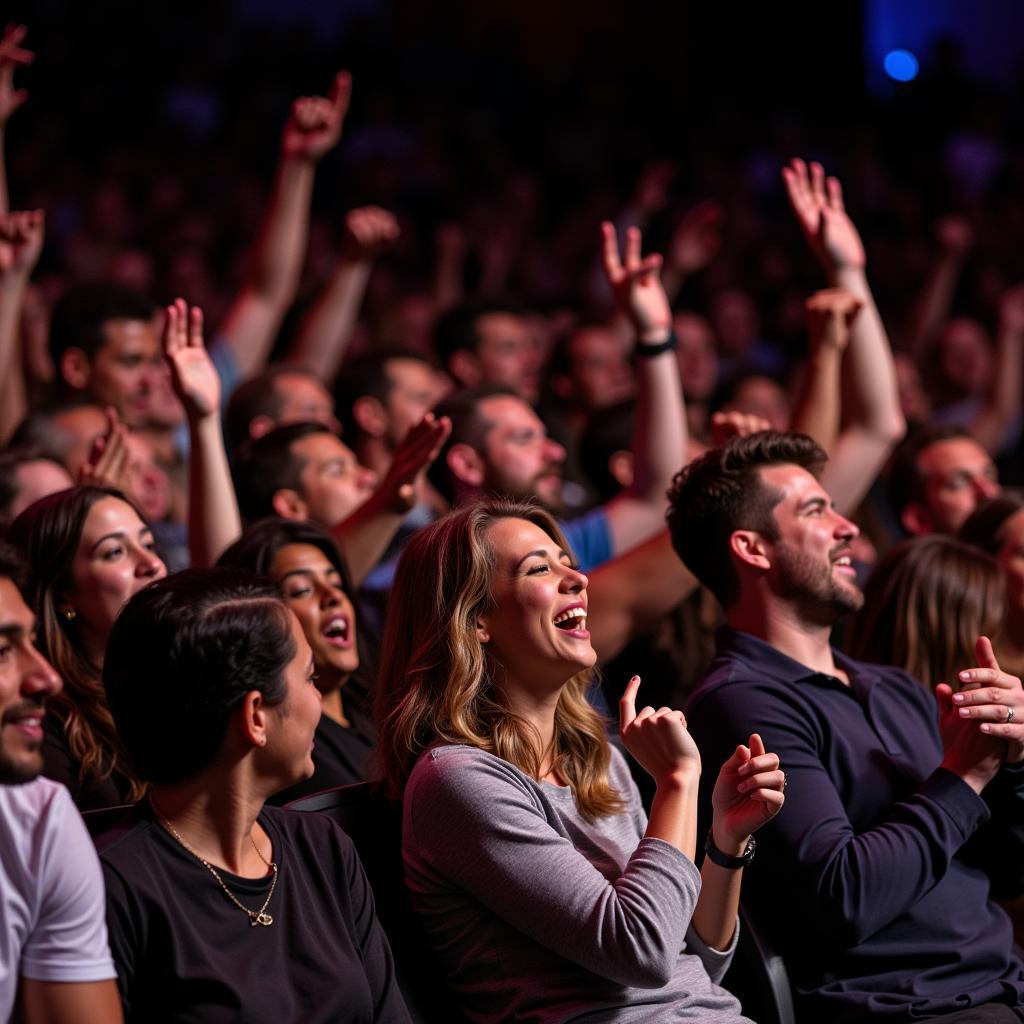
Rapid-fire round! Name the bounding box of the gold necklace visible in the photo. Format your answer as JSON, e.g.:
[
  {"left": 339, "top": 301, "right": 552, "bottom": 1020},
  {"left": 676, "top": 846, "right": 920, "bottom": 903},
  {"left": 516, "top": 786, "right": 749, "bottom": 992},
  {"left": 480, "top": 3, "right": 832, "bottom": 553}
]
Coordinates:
[{"left": 148, "top": 794, "right": 279, "bottom": 927}]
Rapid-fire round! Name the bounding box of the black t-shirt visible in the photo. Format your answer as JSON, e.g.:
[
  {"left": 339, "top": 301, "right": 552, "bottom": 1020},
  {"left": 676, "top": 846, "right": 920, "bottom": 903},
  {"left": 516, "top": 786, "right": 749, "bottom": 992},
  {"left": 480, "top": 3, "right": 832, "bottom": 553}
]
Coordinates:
[
  {"left": 42, "top": 713, "right": 133, "bottom": 811},
  {"left": 268, "top": 706, "right": 375, "bottom": 807},
  {"left": 97, "top": 802, "right": 410, "bottom": 1024}
]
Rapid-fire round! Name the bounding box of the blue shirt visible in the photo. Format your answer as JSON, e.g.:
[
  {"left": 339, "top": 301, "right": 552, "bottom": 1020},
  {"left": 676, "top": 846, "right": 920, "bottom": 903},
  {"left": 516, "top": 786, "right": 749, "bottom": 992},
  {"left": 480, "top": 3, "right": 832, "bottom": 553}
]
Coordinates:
[{"left": 687, "top": 628, "right": 1024, "bottom": 1023}]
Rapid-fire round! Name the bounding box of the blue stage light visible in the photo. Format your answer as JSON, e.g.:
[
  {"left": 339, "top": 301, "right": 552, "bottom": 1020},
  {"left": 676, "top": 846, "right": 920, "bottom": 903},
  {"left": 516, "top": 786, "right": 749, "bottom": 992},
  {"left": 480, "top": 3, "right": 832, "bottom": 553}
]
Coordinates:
[{"left": 884, "top": 49, "right": 919, "bottom": 82}]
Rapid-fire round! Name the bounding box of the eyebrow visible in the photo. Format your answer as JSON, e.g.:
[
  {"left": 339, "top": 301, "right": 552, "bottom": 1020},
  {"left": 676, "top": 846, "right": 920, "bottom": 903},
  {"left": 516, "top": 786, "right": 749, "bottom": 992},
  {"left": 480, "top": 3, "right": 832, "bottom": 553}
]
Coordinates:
[
  {"left": 0, "top": 623, "right": 29, "bottom": 641},
  {"left": 797, "top": 495, "right": 828, "bottom": 513},
  {"left": 279, "top": 567, "right": 341, "bottom": 583}
]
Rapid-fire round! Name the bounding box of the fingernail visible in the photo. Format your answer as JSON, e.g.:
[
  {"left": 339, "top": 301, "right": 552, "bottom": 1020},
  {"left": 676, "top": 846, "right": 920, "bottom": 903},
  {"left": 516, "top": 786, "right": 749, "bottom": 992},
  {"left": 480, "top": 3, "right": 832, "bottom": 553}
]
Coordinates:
[
  {"left": 981, "top": 724, "right": 992, "bottom": 733},
  {"left": 958, "top": 708, "right": 971, "bottom": 717},
  {"left": 952, "top": 693, "right": 965, "bottom": 703},
  {"left": 960, "top": 671, "right": 973, "bottom": 682},
  {"left": 737, "top": 782, "right": 749, "bottom": 793},
  {"left": 738, "top": 764, "right": 751, "bottom": 775}
]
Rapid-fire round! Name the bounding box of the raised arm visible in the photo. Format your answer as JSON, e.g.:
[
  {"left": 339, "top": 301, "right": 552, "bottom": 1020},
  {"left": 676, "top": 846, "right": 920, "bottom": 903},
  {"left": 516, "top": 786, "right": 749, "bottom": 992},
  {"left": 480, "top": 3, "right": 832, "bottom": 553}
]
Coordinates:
[
  {"left": 285, "top": 205, "right": 399, "bottom": 381},
  {"left": 599, "top": 222, "right": 687, "bottom": 554},
  {"left": 330, "top": 412, "right": 450, "bottom": 585},
  {"left": 0, "top": 24, "right": 33, "bottom": 214},
  {"left": 969, "top": 284, "right": 1024, "bottom": 455},
  {"left": 216, "top": 72, "right": 352, "bottom": 380},
  {"left": 163, "top": 297, "right": 242, "bottom": 566},
  {"left": 790, "top": 287, "right": 861, "bottom": 452},
  {"left": 0, "top": 208, "right": 43, "bottom": 442},
  {"left": 586, "top": 529, "right": 697, "bottom": 664},
  {"left": 660, "top": 201, "right": 723, "bottom": 305},
  {"left": 782, "top": 159, "right": 905, "bottom": 516}
]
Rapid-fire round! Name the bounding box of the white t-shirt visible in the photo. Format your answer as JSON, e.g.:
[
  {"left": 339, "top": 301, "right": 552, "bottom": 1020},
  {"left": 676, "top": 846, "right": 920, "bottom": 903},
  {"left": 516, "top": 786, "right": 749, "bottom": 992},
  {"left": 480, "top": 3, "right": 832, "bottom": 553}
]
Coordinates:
[{"left": 0, "top": 777, "right": 116, "bottom": 1018}]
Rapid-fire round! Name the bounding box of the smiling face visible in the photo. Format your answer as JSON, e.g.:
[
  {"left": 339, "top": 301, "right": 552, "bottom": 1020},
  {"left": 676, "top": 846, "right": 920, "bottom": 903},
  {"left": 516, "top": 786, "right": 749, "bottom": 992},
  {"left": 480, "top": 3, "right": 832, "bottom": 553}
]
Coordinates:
[
  {"left": 270, "top": 543, "right": 358, "bottom": 690},
  {"left": 63, "top": 496, "right": 167, "bottom": 662},
  {"left": 910, "top": 438, "right": 1000, "bottom": 536},
  {"left": 757, "top": 464, "right": 863, "bottom": 625},
  {"left": 0, "top": 578, "right": 62, "bottom": 785},
  {"left": 477, "top": 518, "right": 595, "bottom": 700},
  {"left": 86, "top": 318, "right": 164, "bottom": 428}
]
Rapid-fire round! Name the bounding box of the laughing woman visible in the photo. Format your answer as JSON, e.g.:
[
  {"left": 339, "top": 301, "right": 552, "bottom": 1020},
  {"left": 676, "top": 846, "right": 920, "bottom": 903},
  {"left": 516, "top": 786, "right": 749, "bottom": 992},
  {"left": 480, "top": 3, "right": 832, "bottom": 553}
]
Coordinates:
[
  {"left": 375, "top": 499, "right": 785, "bottom": 1023},
  {"left": 217, "top": 518, "right": 374, "bottom": 803}
]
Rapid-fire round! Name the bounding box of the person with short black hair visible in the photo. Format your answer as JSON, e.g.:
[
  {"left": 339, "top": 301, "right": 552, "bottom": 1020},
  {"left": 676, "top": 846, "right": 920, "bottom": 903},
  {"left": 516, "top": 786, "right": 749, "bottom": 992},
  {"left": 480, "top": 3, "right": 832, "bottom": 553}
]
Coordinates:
[
  {"left": 669, "top": 430, "right": 1024, "bottom": 1023},
  {"left": 98, "top": 567, "right": 410, "bottom": 1023}
]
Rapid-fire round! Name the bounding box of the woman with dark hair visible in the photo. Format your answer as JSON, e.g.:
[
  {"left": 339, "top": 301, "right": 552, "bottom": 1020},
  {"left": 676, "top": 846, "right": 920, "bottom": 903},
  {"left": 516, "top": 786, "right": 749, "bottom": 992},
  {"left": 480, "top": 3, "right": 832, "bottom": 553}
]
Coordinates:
[
  {"left": 97, "top": 567, "right": 409, "bottom": 1023},
  {"left": 848, "top": 534, "right": 1006, "bottom": 689},
  {"left": 6, "top": 485, "right": 166, "bottom": 808},
  {"left": 376, "top": 498, "right": 785, "bottom": 1023},
  {"left": 961, "top": 489, "right": 1024, "bottom": 678},
  {"left": 217, "top": 517, "right": 373, "bottom": 802}
]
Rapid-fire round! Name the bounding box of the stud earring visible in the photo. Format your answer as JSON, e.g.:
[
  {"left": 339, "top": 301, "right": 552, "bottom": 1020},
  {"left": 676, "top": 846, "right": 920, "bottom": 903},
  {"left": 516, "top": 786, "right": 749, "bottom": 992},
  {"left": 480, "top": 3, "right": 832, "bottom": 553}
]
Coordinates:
[{"left": 63, "top": 608, "right": 76, "bottom": 621}]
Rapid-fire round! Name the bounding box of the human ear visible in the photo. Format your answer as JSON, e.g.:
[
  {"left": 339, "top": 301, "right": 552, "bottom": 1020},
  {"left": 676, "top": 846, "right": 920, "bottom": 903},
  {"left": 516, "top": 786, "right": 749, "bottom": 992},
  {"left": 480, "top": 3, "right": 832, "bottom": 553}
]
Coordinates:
[
  {"left": 730, "top": 530, "right": 771, "bottom": 570},
  {"left": 353, "top": 396, "right": 388, "bottom": 439},
  {"left": 448, "top": 350, "right": 482, "bottom": 390},
  {"left": 447, "top": 444, "right": 485, "bottom": 487},
  {"left": 249, "top": 414, "right": 275, "bottom": 440},
  {"left": 271, "top": 489, "right": 308, "bottom": 521},
  {"left": 475, "top": 617, "right": 491, "bottom": 644},
  {"left": 239, "top": 691, "right": 269, "bottom": 749},
  {"left": 60, "top": 348, "right": 92, "bottom": 391},
  {"left": 900, "top": 503, "right": 931, "bottom": 537}
]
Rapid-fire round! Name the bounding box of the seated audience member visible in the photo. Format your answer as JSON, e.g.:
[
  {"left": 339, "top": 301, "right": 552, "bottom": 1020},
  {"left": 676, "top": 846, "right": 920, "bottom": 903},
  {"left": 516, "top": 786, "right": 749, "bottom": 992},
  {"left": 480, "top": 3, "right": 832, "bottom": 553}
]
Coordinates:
[
  {"left": 376, "top": 498, "right": 784, "bottom": 1023},
  {"left": 0, "top": 445, "right": 73, "bottom": 529},
  {"left": 668, "top": 431, "right": 1024, "bottom": 1023},
  {"left": 888, "top": 422, "right": 1000, "bottom": 536},
  {"left": 12, "top": 399, "right": 118, "bottom": 478},
  {"left": 97, "top": 568, "right": 410, "bottom": 1023},
  {"left": 0, "top": 541, "right": 123, "bottom": 1024},
  {"left": 433, "top": 298, "right": 543, "bottom": 404},
  {"left": 223, "top": 366, "right": 340, "bottom": 458},
  {"left": 961, "top": 489, "right": 1024, "bottom": 678},
  {"left": 7, "top": 486, "right": 166, "bottom": 808},
  {"left": 848, "top": 534, "right": 1006, "bottom": 689},
  {"left": 48, "top": 285, "right": 163, "bottom": 431},
  {"left": 217, "top": 517, "right": 373, "bottom": 801}
]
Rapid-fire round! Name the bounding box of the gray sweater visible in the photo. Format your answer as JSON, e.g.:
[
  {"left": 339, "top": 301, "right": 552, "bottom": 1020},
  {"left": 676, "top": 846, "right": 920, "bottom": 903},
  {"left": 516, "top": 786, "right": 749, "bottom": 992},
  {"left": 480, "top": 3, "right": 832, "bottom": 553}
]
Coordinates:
[{"left": 403, "top": 744, "right": 752, "bottom": 1023}]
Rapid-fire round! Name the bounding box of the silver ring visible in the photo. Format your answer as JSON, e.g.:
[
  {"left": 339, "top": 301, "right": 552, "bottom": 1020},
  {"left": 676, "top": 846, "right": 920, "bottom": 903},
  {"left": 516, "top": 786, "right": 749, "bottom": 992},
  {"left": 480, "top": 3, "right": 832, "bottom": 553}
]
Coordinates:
[
  {"left": 782, "top": 774, "right": 788, "bottom": 791},
  {"left": 1008, "top": 706, "right": 1016, "bottom": 724}
]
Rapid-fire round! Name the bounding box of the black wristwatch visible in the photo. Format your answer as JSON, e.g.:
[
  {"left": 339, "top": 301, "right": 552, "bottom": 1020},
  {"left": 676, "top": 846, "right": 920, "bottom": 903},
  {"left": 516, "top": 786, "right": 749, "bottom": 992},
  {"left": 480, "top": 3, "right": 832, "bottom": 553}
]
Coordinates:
[
  {"left": 634, "top": 330, "right": 678, "bottom": 358},
  {"left": 705, "top": 832, "right": 756, "bottom": 869}
]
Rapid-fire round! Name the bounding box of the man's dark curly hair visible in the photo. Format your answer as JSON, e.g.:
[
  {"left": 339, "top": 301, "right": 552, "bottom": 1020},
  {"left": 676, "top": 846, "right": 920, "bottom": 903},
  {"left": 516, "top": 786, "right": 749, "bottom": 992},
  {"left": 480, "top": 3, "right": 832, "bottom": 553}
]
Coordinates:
[{"left": 666, "top": 431, "right": 827, "bottom": 608}]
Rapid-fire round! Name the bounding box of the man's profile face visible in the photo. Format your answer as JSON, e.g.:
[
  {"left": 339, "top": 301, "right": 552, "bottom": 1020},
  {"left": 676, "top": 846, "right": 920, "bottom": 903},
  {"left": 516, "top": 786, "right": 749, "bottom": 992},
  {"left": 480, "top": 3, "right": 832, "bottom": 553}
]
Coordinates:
[
  {"left": 478, "top": 395, "right": 565, "bottom": 511},
  {"left": 85, "top": 318, "right": 164, "bottom": 429},
  {"left": 383, "top": 358, "right": 445, "bottom": 448},
  {"left": 912, "top": 438, "right": 999, "bottom": 536},
  {"left": 290, "top": 432, "right": 378, "bottom": 528},
  {"left": 0, "top": 578, "right": 61, "bottom": 785},
  {"left": 757, "top": 464, "right": 863, "bottom": 625}
]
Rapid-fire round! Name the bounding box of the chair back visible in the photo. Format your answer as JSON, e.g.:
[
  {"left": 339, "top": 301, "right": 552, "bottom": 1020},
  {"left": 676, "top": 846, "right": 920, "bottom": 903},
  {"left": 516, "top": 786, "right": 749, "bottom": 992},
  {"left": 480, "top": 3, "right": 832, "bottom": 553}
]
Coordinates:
[{"left": 721, "top": 903, "right": 796, "bottom": 1024}]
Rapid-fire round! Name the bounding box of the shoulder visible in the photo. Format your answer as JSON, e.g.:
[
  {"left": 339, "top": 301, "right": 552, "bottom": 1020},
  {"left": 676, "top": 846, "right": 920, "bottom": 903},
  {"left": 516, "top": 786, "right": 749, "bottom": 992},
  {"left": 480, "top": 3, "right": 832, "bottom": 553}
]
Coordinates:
[
  {"left": 560, "top": 508, "right": 611, "bottom": 572},
  {"left": 0, "top": 778, "right": 74, "bottom": 873}
]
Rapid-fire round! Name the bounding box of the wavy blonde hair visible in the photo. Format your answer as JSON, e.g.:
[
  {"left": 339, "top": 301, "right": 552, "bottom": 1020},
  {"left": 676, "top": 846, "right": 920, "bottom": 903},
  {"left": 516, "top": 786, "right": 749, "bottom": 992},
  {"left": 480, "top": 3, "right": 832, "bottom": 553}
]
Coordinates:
[{"left": 375, "top": 498, "right": 624, "bottom": 819}]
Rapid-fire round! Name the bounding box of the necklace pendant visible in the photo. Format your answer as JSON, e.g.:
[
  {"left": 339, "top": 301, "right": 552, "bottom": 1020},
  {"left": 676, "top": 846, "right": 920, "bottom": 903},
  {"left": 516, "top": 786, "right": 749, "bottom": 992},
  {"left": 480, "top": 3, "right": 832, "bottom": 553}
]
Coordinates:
[{"left": 253, "top": 912, "right": 273, "bottom": 926}]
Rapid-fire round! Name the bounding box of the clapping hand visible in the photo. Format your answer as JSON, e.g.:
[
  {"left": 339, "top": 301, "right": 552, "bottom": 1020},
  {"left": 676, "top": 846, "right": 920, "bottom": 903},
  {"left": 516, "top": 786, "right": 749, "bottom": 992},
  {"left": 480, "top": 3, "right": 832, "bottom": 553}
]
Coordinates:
[
  {"left": 711, "top": 733, "right": 785, "bottom": 850},
  {"left": 953, "top": 636, "right": 1024, "bottom": 765}
]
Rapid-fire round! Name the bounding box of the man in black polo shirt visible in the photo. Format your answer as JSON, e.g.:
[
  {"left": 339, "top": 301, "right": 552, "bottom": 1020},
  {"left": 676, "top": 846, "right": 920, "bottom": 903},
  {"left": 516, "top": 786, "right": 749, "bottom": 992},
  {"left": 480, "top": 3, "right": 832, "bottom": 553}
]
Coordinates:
[{"left": 668, "top": 431, "right": 1024, "bottom": 1023}]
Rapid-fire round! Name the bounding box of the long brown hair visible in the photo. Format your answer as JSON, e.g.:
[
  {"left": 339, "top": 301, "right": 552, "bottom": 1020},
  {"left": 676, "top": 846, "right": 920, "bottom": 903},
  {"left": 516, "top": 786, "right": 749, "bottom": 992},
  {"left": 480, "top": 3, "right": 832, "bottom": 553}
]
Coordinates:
[
  {"left": 848, "top": 535, "right": 1005, "bottom": 690},
  {"left": 375, "top": 498, "right": 624, "bottom": 819},
  {"left": 7, "top": 485, "right": 152, "bottom": 800}
]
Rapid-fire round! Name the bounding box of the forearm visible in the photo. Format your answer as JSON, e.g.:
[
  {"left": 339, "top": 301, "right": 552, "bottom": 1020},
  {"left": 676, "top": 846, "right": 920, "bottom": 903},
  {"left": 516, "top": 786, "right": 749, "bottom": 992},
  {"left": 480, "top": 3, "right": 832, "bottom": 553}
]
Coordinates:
[
  {"left": 971, "top": 326, "right": 1022, "bottom": 454},
  {"left": 330, "top": 497, "right": 406, "bottom": 586},
  {"left": 187, "top": 415, "right": 242, "bottom": 567},
  {"left": 906, "top": 256, "right": 963, "bottom": 359},
  {"left": 0, "top": 126, "right": 8, "bottom": 213},
  {"left": 19, "top": 979, "right": 124, "bottom": 1024},
  {"left": 644, "top": 769, "right": 699, "bottom": 858},
  {"left": 286, "top": 258, "right": 372, "bottom": 380},
  {"left": 790, "top": 345, "right": 843, "bottom": 451},
  {"left": 0, "top": 275, "right": 27, "bottom": 442},
  {"left": 692, "top": 855, "right": 743, "bottom": 953}
]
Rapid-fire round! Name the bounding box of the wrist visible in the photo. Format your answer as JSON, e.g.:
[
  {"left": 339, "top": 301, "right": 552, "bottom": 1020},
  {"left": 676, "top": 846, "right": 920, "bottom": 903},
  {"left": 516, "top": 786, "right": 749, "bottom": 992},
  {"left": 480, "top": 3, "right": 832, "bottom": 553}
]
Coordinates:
[
  {"left": 705, "top": 830, "right": 755, "bottom": 869},
  {"left": 634, "top": 329, "right": 678, "bottom": 357},
  {"left": 655, "top": 764, "right": 701, "bottom": 791},
  {"left": 711, "top": 820, "right": 750, "bottom": 859}
]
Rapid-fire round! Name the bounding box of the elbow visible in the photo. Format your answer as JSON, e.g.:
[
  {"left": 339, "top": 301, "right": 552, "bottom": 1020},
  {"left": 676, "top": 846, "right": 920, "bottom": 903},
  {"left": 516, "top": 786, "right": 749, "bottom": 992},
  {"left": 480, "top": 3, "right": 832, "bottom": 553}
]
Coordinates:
[{"left": 881, "top": 410, "right": 907, "bottom": 446}]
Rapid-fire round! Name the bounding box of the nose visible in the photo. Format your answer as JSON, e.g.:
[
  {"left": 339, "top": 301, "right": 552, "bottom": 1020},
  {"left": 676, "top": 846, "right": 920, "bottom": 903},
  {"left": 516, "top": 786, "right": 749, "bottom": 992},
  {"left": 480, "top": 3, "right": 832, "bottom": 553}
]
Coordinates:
[
  {"left": 358, "top": 465, "right": 378, "bottom": 491},
  {"left": 545, "top": 438, "right": 566, "bottom": 464},
  {"left": 136, "top": 547, "right": 165, "bottom": 578},
  {"left": 974, "top": 475, "right": 999, "bottom": 501},
  {"left": 317, "top": 579, "right": 345, "bottom": 607},
  {"left": 834, "top": 511, "right": 859, "bottom": 541},
  {"left": 20, "top": 644, "right": 62, "bottom": 698},
  {"left": 560, "top": 565, "right": 588, "bottom": 593}
]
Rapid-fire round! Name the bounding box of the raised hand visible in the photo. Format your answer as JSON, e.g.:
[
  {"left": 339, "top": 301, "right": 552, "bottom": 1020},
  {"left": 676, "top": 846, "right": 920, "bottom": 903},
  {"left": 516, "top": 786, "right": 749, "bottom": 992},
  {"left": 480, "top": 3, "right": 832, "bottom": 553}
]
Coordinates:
[
  {"left": 999, "top": 283, "right": 1024, "bottom": 338},
  {"left": 711, "top": 733, "right": 785, "bottom": 850},
  {"left": 600, "top": 222, "right": 672, "bottom": 343},
  {"left": 281, "top": 71, "right": 352, "bottom": 162},
  {"left": 377, "top": 412, "right": 451, "bottom": 512},
  {"left": 781, "top": 158, "right": 865, "bottom": 274},
  {"left": 162, "top": 297, "right": 218, "bottom": 421},
  {"left": 667, "top": 201, "right": 723, "bottom": 277},
  {"left": 0, "top": 209, "right": 43, "bottom": 276},
  {"left": 341, "top": 205, "right": 400, "bottom": 262},
  {"left": 952, "top": 635, "right": 1024, "bottom": 765},
  {"left": 710, "top": 410, "right": 773, "bottom": 447},
  {"left": 935, "top": 215, "right": 974, "bottom": 258},
  {"left": 0, "top": 24, "right": 32, "bottom": 126},
  {"left": 630, "top": 159, "right": 677, "bottom": 218},
  {"left": 805, "top": 287, "right": 863, "bottom": 353},
  {"left": 78, "top": 407, "right": 131, "bottom": 492},
  {"left": 619, "top": 676, "right": 701, "bottom": 783}
]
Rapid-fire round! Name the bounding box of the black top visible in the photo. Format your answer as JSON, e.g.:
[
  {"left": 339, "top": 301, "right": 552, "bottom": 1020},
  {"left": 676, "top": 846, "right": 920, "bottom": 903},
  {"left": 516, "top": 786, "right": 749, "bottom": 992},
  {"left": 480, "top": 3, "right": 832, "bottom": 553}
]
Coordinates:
[
  {"left": 688, "top": 627, "right": 1024, "bottom": 1022},
  {"left": 97, "top": 801, "right": 410, "bottom": 1024},
  {"left": 42, "top": 713, "right": 133, "bottom": 811},
  {"left": 268, "top": 704, "right": 375, "bottom": 806}
]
